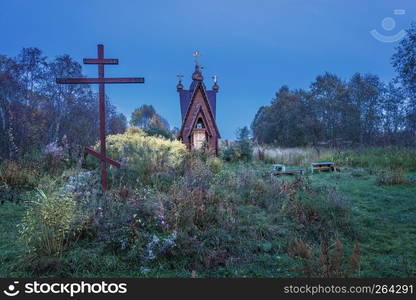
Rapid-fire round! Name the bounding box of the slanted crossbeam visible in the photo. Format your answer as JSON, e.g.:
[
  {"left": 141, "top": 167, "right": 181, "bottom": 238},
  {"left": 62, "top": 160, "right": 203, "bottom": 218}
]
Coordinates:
[{"left": 85, "top": 147, "right": 121, "bottom": 168}]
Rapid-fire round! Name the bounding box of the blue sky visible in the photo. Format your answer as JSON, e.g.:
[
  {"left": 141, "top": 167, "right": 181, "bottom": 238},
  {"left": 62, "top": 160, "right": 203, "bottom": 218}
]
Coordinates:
[{"left": 1, "top": 0, "right": 415, "bottom": 140}]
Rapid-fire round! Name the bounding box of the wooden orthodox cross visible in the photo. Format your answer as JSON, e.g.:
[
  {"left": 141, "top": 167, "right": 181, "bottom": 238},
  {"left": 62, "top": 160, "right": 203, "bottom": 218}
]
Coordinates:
[{"left": 56, "top": 44, "right": 144, "bottom": 192}]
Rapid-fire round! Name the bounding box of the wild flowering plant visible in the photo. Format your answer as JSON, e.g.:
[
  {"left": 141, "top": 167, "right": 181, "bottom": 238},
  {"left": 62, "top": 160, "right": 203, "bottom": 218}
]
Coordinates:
[
  {"left": 43, "top": 141, "right": 65, "bottom": 173},
  {"left": 141, "top": 231, "right": 178, "bottom": 262},
  {"left": 60, "top": 171, "right": 100, "bottom": 201}
]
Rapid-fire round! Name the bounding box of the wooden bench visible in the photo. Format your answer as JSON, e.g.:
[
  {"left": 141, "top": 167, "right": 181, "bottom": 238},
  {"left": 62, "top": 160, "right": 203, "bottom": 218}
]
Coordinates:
[
  {"left": 273, "top": 169, "right": 305, "bottom": 176},
  {"left": 272, "top": 164, "right": 286, "bottom": 172},
  {"left": 310, "top": 162, "right": 335, "bottom": 173},
  {"left": 271, "top": 164, "right": 304, "bottom": 176}
]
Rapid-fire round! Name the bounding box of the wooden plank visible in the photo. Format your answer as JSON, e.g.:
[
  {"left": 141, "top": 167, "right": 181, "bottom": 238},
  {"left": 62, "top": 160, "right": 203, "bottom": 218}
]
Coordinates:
[
  {"left": 83, "top": 58, "right": 119, "bottom": 64},
  {"left": 56, "top": 77, "right": 144, "bottom": 84},
  {"left": 85, "top": 147, "right": 121, "bottom": 168}
]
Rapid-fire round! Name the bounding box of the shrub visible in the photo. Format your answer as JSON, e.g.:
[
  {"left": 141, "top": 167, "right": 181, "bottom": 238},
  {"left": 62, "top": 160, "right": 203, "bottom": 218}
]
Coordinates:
[
  {"left": 281, "top": 178, "right": 353, "bottom": 238},
  {"left": 82, "top": 194, "right": 142, "bottom": 254},
  {"left": 288, "top": 236, "right": 361, "bottom": 277},
  {"left": 87, "top": 127, "right": 186, "bottom": 187},
  {"left": 376, "top": 168, "right": 409, "bottom": 186},
  {"left": 169, "top": 156, "right": 223, "bottom": 229},
  {"left": 219, "top": 165, "right": 283, "bottom": 209},
  {"left": 19, "top": 189, "right": 87, "bottom": 256},
  {"left": 208, "top": 157, "right": 223, "bottom": 174},
  {"left": 43, "top": 142, "right": 65, "bottom": 174},
  {"left": 0, "top": 160, "right": 39, "bottom": 189},
  {"left": 220, "top": 146, "right": 237, "bottom": 162},
  {"left": 220, "top": 127, "right": 253, "bottom": 162},
  {"left": 143, "top": 155, "right": 236, "bottom": 268},
  {"left": 349, "top": 168, "right": 367, "bottom": 178}
]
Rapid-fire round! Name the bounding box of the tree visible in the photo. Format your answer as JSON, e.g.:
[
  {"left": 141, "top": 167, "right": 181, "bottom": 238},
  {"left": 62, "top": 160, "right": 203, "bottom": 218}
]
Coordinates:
[
  {"left": 222, "top": 126, "right": 253, "bottom": 161},
  {"left": 130, "top": 104, "right": 173, "bottom": 139},
  {"left": 381, "top": 83, "right": 406, "bottom": 145},
  {"left": 251, "top": 72, "right": 405, "bottom": 148},
  {"left": 236, "top": 126, "right": 253, "bottom": 161},
  {"left": 392, "top": 22, "right": 416, "bottom": 142},
  {"left": 392, "top": 22, "right": 416, "bottom": 98},
  {"left": 108, "top": 113, "right": 127, "bottom": 135},
  {"left": 0, "top": 47, "right": 127, "bottom": 162},
  {"left": 131, "top": 105, "right": 157, "bottom": 128},
  {"left": 347, "top": 73, "right": 383, "bottom": 145},
  {"left": 303, "top": 92, "right": 324, "bottom": 154},
  {"left": 251, "top": 105, "right": 272, "bottom": 144},
  {"left": 251, "top": 86, "right": 309, "bottom": 146},
  {"left": 46, "top": 55, "right": 87, "bottom": 143},
  {"left": 0, "top": 55, "right": 21, "bottom": 159},
  {"left": 309, "top": 73, "right": 350, "bottom": 146}
]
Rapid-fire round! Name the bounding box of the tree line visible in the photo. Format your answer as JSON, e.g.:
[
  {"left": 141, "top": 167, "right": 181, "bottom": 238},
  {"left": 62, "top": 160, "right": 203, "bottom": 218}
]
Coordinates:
[
  {"left": 0, "top": 48, "right": 127, "bottom": 161},
  {"left": 252, "top": 23, "right": 416, "bottom": 148},
  {"left": 2, "top": 24, "right": 415, "bottom": 163}
]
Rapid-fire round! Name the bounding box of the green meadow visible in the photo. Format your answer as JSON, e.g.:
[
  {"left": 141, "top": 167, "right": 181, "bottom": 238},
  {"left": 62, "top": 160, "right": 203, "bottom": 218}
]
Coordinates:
[{"left": 1, "top": 132, "right": 415, "bottom": 278}]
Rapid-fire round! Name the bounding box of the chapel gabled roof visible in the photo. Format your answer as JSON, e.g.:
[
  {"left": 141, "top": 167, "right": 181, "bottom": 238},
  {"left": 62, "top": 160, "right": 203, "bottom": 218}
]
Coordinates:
[
  {"left": 185, "top": 103, "right": 213, "bottom": 138},
  {"left": 177, "top": 56, "right": 220, "bottom": 140},
  {"left": 178, "top": 65, "right": 217, "bottom": 121},
  {"left": 178, "top": 80, "right": 221, "bottom": 139}
]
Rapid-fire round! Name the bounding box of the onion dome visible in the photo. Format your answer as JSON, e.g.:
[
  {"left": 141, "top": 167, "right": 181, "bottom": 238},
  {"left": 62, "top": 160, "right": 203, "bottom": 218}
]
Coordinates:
[
  {"left": 176, "top": 74, "right": 184, "bottom": 91},
  {"left": 192, "top": 65, "right": 204, "bottom": 81},
  {"left": 176, "top": 82, "right": 183, "bottom": 91}
]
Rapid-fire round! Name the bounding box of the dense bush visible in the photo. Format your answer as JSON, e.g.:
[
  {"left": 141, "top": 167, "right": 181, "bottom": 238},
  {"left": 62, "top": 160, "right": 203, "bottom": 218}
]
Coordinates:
[{"left": 87, "top": 127, "right": 186, "bottom": 187}]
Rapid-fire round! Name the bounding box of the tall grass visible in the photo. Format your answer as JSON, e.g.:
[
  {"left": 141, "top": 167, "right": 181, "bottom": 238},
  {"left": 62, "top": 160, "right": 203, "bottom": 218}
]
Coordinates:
[
  {"left": 18, "top": 190, "right": 87, "bottom": 256},
  {"left": 253, "top": 146, "right": 335, "bottom": 166},
  {"left": 323, "top": 147, "right": 416, "bottom": 171},
  {"left": 376, "top": 168, "right": 409, "bottom": 186},
  {"left": 253, "top": 146, "right": 416, "bottom": 171}
]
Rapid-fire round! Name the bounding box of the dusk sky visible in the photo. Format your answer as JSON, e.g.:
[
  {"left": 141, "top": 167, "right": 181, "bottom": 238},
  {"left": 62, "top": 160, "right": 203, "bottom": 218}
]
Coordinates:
[{"left": 1, "top": 0, "right": 415, "bottom": 140}]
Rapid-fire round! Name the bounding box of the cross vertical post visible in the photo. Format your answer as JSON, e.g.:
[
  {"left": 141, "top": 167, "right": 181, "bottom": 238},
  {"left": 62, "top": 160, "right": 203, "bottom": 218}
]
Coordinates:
[
  {"left": 56, "top": 44, "right": 144, "bottom": 192},
  {"left": 97, "top": 45, "right": 107, "bottom": 191}
]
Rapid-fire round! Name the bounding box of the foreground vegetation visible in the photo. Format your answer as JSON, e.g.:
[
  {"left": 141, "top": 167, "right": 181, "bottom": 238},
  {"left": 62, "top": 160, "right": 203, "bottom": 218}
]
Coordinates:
[{"left": 1, "top": 130, "right": 415, "bottom": 278}]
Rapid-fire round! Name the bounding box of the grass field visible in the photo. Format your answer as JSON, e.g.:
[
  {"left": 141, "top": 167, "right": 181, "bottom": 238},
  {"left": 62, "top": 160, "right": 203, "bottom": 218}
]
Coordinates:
[
  {"left": 311, "top": 170, "right": 416, "bottom": 277},
  {"left": 1, "top": 159, "right": 415, "bottom": 277}
]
